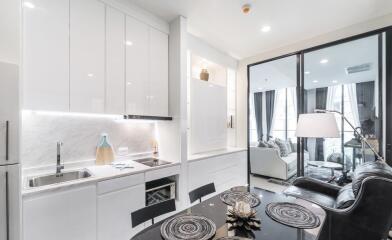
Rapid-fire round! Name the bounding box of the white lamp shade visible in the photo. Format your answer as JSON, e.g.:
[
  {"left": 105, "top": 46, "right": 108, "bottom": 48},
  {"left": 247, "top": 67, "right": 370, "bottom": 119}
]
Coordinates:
[{"left": 296, "top": 113, "right": 340, "bottom": 138}]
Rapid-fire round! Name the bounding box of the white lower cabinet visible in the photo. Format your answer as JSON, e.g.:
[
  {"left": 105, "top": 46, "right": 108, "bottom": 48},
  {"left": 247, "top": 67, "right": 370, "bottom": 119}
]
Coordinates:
[
  {"left": 97, "top": 183, "right": 145, "bottom": 240},
  {"left": 23, "top": 185, "right": 97, "bottom": 240}
]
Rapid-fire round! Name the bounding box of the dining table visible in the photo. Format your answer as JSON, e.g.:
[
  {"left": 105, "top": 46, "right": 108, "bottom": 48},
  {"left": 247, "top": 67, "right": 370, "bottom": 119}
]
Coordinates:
[{"left": 131, "top": 186, "right": 326, "bottom": 240}]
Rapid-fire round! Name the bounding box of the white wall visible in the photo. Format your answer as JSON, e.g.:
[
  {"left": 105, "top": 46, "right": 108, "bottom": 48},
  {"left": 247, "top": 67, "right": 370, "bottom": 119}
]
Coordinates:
[
  {"left": 236, "top": 13, "right": 392, "bottom": 148},
  {"left": 0, "top": 0, "right": 19, "bottom": 64},
  {"left": 188, "top": 33, "right": 238, "bottom": 70}
]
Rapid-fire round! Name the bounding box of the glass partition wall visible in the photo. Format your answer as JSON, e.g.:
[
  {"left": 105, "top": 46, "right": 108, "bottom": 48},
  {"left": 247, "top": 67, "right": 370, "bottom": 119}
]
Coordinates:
[{"left": 248, "top": 31, "right": 386, "bottom": 188}]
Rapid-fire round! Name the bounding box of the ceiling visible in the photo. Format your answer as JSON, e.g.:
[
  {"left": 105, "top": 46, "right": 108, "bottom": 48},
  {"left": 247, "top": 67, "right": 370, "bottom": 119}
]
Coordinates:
[
  {"left": 126, "top": 0, "right": 392, "bottom": 59},
  {"left": 249, "top": 35, "right": 378, "bottom": 92}
]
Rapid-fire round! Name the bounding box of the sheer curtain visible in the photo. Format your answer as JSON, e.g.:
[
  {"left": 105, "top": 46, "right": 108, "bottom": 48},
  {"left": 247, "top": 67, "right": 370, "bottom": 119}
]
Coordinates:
[
  {"left": 346, "top": 83, "right": 361, "bottom": 127},
  {"left": 324, "top": 85, "right": 342, "bottom": 160}
]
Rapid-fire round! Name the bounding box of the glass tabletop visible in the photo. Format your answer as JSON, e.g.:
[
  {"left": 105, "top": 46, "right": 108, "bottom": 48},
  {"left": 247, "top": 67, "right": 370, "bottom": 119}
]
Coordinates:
[{"left": 131, "top": 187, "right": 326, "bottom": 240}]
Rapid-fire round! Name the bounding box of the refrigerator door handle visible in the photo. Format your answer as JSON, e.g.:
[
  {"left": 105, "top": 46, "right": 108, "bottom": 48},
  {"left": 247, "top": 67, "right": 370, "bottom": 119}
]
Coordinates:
[
  {"left": 5, "top": 121, "right": 9, "bottom": 161},
  {"left": 5, "top": 171, "right": 9, "bottom": 240}
]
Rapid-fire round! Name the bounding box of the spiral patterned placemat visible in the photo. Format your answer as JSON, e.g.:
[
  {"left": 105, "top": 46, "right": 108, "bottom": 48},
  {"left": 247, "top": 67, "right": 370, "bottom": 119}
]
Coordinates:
[
  {"left": 216, "top": 237, "right": 249, "bottom": 240},
  {"left": 160, "top": 215, "right": 216, "bottom": 240},
  {"left": 265, "top": 202, "right": 320, "bottom": 229},
  {"left": 220, "top": 190, "right": 261, "bottom": 208}
]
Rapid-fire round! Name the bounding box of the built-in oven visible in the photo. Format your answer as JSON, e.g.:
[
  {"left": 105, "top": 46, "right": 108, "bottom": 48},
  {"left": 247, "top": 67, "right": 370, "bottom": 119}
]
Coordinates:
[{"left": 145, "top": 177, "right": 176, "bottom": 206}]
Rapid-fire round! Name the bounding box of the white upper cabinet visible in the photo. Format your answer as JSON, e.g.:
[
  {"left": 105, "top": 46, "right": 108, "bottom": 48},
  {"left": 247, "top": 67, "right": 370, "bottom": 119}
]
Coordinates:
[
  {"left": 148, "top": 28, "right": 169, "bottom": 117},
  {"left": 105, "top": 7, "right": 125, "bottom": 115},
  {"left": 23, "top": 0, "right": 70, "bottom": 111},
  {"left": 125, "top": 16, "right": 149, "bottom": 116},
  {"left": 70, "top": 0, "right": 105, "bottom": 113}
]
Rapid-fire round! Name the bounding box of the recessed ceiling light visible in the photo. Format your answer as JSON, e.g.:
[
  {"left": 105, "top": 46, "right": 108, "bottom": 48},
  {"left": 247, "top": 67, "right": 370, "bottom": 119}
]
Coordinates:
[
  {"left": 312, "top": 80, "right": 319, "bottom": 83},
  {"left": 332, "top": 80, "right": 338, "bottom": 83},
  {"left": 23, "top": 2, "right": 35, "bottom": 8},
  {"left": 305, "top": 71, "right": 310, "bottom": 75},
  {"left": 127, "top": 82, "right": 132, "bottom": 85},
  {"left": 126, "top": 41, "right": 133, "bottom": 46},
  {"left": 320, "top": 59, "right": 329, "bottom": 64},
  {"left": 87, "top": 73, "right": 94, "bottom": 78},
  {"left": 261, "top": 25, "right": 271, "bottom": 33}
]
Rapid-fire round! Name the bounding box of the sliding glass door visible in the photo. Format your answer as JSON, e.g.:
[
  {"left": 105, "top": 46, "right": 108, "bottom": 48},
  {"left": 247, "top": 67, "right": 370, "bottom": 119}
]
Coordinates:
[{"left": 302, "top": 34, "right": 383, "bottom": 183}]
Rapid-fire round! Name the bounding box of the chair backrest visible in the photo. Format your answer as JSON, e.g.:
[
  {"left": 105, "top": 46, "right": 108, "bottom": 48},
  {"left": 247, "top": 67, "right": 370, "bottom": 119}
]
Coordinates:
[
  {"left": 131, "top": 199, "right": 176, "bottom": 228},
  {"left": 189, "top": 183, "right": 216, "bottom": 203}
]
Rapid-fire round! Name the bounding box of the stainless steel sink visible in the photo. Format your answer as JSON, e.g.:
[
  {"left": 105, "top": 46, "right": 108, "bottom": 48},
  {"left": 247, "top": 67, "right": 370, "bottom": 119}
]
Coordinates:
[
  {"left": 28, "top": 169, "right": 92, "bottom": 188},
  {"left": 134, "top": 158, "right": 171, "bottom": 167}
]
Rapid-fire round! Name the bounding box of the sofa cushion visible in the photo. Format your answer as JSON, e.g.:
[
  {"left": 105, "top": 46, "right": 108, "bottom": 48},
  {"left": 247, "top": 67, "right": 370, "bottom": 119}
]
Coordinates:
[
  {"left": 284, "top": 186, "right": 336, "bottom": 209},
  {"left": 267, "top": 140, "right": 281, "bottom": 156},
  {"left": 281, "top": 153, "right": 297, "bottom": 172},
  {"left": 257, "top": 140, "right": 268, "bottom": 148},
  {"left": 335, "top": 184, "right": 355, "bottom": 209},
  {"left": 352, "top": 161, "right": 392, "bottom": 196},
  {"left": 275, "top": 138, "right": 289, "bottom": 157}
]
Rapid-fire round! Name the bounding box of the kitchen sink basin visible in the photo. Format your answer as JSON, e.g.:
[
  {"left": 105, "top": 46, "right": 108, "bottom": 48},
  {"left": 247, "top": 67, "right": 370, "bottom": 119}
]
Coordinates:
[
  {"left": 134, "top": 158, "right": 171, "bottom": 167},
  {"left": 28, "top": 169, "right": 92, "bottom": 188}
]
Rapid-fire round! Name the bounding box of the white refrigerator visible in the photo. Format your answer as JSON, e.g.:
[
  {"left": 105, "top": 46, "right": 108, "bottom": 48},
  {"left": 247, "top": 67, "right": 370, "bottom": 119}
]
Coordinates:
[{"left": 0, "top": 62, "right": 21, "bottom": 240}]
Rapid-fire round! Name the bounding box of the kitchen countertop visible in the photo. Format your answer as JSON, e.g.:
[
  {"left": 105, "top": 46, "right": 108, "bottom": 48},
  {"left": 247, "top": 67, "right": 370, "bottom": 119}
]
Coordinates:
[
  {"left": 22, "top": 158, "right": 180, "bottom": 197},
  {"left": 187, "top": 147, "right": 247, "bottom": 162}
]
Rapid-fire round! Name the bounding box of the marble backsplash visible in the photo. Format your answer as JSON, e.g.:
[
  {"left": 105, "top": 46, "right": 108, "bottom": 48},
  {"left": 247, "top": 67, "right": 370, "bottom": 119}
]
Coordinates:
[{"left": 21, "top": 111, "right": 155, "bottom": 169}]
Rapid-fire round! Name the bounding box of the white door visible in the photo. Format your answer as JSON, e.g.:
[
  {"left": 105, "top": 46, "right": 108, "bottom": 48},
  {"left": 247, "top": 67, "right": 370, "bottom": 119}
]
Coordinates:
[
  {"left": 0, "top": 164, "right": 20, "bottom": 240},
  {"left": 23, "top": 185, "right": 97, "bottom": 240},
  {"left": 97, "top": 184, "right": 145, "bottom": 240},
  {"left": 22, "top": 0, "right": 70, "bottom": 111},
  {"left": 105, "top": 6, "right": 125, "bottom": 115},
  {"left": 125, "top": 16, "right": 149, "bottom": 116},
  {"left": 70, "top": 0, "right": 105, "bottom": 113},
  {"left": 148, "top": 28, "right": 168, "bottom": 117},
  {"left": 0, "top": 62, "right": 19, "bottom": 165}
]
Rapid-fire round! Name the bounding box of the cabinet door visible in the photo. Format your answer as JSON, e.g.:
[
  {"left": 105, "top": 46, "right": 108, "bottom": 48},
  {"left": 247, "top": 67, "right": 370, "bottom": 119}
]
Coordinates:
[
  {"left": 70, "top": 0, "right": 105, "bottom": 113},
  {"left": 23, "top": 0, "right": 69, "bottom": 111},
  {"left": 97, "top": 184, "right": 145, "bottom": 240},
  {"left": 105, "top": 6, "right": 125, "bottom": 115},
  {"left": 0, "top": 63, "right": 19, "bottom": 165},
  {"left": 148, "top": 28, "right": 168, "bottom": 116},
  {"left": 23, "top": 185, "right": 97, "bottom": 240},
  {"left": 125, "top": 16, "right": 149, "bottom": 115}
]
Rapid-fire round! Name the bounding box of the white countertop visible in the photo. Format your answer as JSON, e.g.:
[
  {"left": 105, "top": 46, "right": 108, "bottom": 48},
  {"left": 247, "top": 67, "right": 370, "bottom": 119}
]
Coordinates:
[
  {"left": 22, "top": 158, "right": 180, "bottom": 197},
  {"left": 188, "top": 147, "right": 247, "bottom": 162}
]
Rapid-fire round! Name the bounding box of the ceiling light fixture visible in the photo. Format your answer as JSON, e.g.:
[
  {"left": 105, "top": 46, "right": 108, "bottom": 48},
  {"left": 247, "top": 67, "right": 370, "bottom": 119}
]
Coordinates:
[
  {"left": 261, "top": 25, "right": 271, "bottom": 33},
  {"left": 242, "top": 4, "right": 251, "bottom": 14},
  {"left": 23, "top": 2, "right": 35, "bottom": 8},
  {"left": 305, "top": 71, "right": 310, "bottom": 75},
  {"left": 312, "top": 80, "right": 319, "bottom": 83},
  {"left": 126, "top": 41, "right": 133, "bottom": 46},
  {"left": 320, "top": 59, "right": 329, "bottom": 64},
  {"left": 332, "top": 80, "right": 338, "bottom": 83}
]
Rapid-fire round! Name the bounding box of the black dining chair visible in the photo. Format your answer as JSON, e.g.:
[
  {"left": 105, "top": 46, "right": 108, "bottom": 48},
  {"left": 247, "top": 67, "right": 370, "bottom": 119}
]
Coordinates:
[
  {"left": 189, "top": 183, "right": 216, "bottom": 204},
  {"left": 131, "top": 199, "right": 176, "bottom": 228}
]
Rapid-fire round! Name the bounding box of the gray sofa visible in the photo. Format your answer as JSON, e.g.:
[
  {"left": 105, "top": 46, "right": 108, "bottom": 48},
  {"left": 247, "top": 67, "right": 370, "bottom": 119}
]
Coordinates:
[{"left": 250, "top": 146, "right": 309, "bottom": 180}]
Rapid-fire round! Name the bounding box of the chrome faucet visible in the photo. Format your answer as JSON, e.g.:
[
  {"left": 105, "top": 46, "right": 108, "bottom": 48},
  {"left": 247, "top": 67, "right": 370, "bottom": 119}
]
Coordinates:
[{"left": 56, "top": 141, "right": 64, "bottom": 176}]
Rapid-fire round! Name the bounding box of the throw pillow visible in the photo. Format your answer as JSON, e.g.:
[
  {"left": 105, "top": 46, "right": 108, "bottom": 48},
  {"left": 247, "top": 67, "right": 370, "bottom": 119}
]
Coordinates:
[
  {"left": 257, "top": 140, "right": 267, "bottom": 148},
  {"left": 285, "top": 141, "right": 292, "bottom": 153},
  {"left": 275, "top": 138, "right": 289, "bottom": 157},
  {"left": 267, "top": 140, "right": 281, "bottom": 157},
  {"left": 289, "top": 139, "right": 297, "bottom": 153}
]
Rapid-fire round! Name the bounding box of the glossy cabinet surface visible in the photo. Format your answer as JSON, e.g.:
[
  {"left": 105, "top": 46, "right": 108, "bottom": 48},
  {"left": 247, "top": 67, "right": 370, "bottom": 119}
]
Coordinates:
[
  {"left": 125, "top": 16, "right": 149, "bottom": 116},
  {"left": 70, "top": 0, "right": 105, "bottom": 113},
  {"left": 148, "top": 28, "right": 169, "bottom": 116},
  {"left": 0, "top": 62, "right": 19, "bottom": 164},
  {"left": 23, "top": 185, "right": 97, "bottom": 240},
  {"left": 105, "top": 6, "right": 125, "bottom": 115},
  {"left": 97, "top": 184, "right": 145, "bottom": 240},
  {"left": 23, "top": 0, "right": 70, "bottom": 111}
]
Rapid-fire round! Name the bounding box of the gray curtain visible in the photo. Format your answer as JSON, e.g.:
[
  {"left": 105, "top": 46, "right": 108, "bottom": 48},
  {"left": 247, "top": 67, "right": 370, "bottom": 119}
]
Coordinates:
[
  {"left": 265, "top": 90, "right": 275, "bottom": 140},
  {"left": 253, "top": 92, "right": 263, "bottom": 141},
  {"left": 315, "top": 87, "right": 328, "bottom": 161},
  {"left": 356, "top": 81, "right": 375, "bottom": 135}
]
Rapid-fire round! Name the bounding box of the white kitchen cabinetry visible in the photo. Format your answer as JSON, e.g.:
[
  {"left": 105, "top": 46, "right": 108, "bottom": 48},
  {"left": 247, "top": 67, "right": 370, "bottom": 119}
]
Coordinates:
[
  {"left": 148, "top": 28, "right": 168, "bottom": 116},
  {"left": 125, "top": 16, "right": 149, "bottom": 116},
  {"left": 23, "top": 185, "right": 97, "bottom": 240},
  {"left": 70, "top": 0, "right": 105, "bottom": 113},
  {"left": 105, "top": 6, "right": 125, "bottom": 115},
  {"left": 0, "top": 63, "right": 19, "bottom": 164},
  {"left": 23, "top": 0, "right": 70, "bottom": 111},
  {"left": 97, "top": 177, "right": 145, "bottom": 240},
  {"left": 188, "top": 151, "right": 247, "bottom": 200}
]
